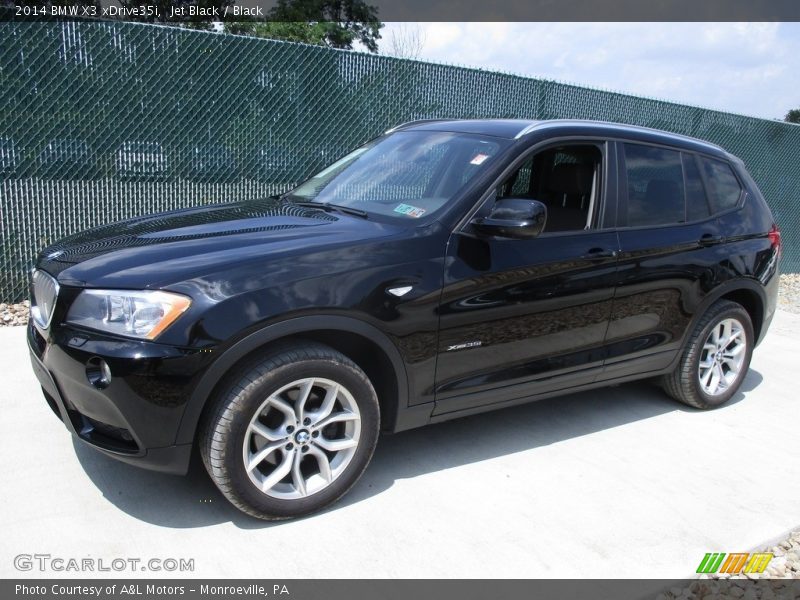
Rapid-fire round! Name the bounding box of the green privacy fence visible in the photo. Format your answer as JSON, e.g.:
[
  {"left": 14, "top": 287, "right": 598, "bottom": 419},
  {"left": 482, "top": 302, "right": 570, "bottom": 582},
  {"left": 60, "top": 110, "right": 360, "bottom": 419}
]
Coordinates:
[{"left": 1, "top": 21, "right": 798, "bottom": 301}]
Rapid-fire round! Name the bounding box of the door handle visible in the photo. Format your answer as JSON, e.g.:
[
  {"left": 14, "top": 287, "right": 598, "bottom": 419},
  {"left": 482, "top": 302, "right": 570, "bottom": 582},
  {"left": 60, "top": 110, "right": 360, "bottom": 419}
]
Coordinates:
[
  {"left": 699, "top": 233, "right": 724, "bottom": 247},
  {"left": 581, "top": 248, "right": 618, "bottom": 261}
]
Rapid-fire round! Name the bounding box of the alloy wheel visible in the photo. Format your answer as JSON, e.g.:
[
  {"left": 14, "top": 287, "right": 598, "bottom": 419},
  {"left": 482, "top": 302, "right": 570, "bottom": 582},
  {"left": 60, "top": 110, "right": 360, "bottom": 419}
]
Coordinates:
[
  {"left": 242, "top": 377, "right": 361, "bottom": 500},
  {"left": 698, "top": 317, "right": 747, "bottom": 397}
]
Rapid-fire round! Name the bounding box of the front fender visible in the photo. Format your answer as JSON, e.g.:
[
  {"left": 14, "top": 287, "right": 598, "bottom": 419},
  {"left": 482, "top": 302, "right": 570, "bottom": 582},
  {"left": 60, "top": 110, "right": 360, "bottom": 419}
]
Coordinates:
[{"left": 174, "top": 314, "right": 412, "bottom": 445}]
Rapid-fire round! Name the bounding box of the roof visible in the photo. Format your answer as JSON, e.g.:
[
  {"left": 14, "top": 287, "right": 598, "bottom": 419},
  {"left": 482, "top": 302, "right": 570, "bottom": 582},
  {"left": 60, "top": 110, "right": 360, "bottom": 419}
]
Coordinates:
[{"left": 392, "top": 118, "right": 729, "bottom": 158}]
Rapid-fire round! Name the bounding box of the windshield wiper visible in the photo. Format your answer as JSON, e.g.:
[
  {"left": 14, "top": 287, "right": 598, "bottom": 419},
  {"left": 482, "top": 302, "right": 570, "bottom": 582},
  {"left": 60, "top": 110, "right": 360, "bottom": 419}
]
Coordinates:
[{"left": 284, "top": 199, "right": 368, "bottom": 219}]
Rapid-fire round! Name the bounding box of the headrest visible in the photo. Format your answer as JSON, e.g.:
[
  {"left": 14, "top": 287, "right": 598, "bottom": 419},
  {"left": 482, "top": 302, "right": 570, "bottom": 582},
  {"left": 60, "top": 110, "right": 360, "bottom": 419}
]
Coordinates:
[{"left": 548, "top": 163, "right": 594, "bottom": 195}]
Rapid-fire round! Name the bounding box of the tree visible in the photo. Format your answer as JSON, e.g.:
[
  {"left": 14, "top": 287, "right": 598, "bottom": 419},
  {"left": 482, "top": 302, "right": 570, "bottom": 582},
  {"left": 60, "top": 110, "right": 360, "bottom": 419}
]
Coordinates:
[
  {"left": 224, "top": 0, "right": 382, "bottom": 53},
  {"left": 785, "top": 109, "right": 800, "bottom": 124},
  {"left": 385, "top": 23, "right": 426, "bottom": 59}
]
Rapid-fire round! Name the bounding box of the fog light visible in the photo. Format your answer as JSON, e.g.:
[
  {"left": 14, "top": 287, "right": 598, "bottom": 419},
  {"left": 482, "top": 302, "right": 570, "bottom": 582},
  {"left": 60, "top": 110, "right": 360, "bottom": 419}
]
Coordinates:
[{"left": 86, "top": 357, "right": 112, "bottom": 389}]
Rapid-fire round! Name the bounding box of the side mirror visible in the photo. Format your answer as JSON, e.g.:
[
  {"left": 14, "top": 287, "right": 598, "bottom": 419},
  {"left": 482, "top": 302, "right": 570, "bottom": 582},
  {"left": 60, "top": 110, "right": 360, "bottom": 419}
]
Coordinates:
[{"left": 471, "top": 198, "right": 547, "bottom": 239}]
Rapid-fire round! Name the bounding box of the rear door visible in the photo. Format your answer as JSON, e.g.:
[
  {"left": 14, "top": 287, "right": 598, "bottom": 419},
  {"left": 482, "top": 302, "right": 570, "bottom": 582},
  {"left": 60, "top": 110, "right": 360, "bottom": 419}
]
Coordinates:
[{"left": 604, "top": 142, "right": 726, "bottom": 377}]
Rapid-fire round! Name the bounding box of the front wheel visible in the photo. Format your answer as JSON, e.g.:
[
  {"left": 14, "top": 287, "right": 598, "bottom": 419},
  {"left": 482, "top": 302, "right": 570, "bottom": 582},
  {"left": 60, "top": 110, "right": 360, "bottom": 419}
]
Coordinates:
[
  {"left": 200, "top": 342, "right": 380, "bottom": 520},
  {"left": 661, "top": 300, "right": 754, "bottom": 409}
]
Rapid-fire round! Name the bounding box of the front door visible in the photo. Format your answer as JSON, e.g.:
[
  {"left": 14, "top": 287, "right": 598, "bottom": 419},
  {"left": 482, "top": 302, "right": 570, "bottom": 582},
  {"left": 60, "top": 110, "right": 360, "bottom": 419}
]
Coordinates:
[{"left": 434, "top": 141, "right": 620, "bottom": 417}]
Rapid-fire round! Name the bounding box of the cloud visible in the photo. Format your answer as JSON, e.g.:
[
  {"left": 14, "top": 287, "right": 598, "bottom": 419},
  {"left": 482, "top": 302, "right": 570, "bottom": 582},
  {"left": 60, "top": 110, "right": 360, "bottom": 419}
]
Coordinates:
[{"left": 378, "top": 22, "right": 800, "bottom": 120}]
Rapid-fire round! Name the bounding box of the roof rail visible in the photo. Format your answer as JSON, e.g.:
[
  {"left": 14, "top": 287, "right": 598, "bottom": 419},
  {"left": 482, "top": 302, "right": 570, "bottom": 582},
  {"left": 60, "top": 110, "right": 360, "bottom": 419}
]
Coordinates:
[
  {"left": 384, "top": 119, "right": 454, "bottom": 134},
  {"left": 514, "top": 119, "right": 725, "bottom": 153},
  {"left": 513, "top": 122, "right": 541, "bottom": 139}
]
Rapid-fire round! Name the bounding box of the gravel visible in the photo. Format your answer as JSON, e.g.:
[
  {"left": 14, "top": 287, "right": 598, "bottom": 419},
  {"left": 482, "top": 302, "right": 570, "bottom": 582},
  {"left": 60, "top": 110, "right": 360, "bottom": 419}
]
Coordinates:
[
  {"left": 656, "top": 530, "right": 800, "bottom": 599},
  {"left": 709, "top": 529, "right": 800, "bottom": 580},
  {"left": 763, "top": 531, "right": 800, "bottom": 580},
  {"left": 0, "top": 300, "right": 28, "bottom": 327},
  {"left": 778, "top": 273, "right": 800, "bottom": 314},
  {"left": 657, "top": 579, "right": 800, "bottom": 600}
]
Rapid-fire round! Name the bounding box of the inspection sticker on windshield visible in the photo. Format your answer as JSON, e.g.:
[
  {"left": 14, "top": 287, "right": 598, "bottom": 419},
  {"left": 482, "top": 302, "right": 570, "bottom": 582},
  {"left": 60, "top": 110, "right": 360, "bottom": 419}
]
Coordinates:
[
  {"left": 470, "top": 153, "right": 489, "bottom": 165},
  {"left": 394, "top": 203, "right": 426, "bottom": 218}
]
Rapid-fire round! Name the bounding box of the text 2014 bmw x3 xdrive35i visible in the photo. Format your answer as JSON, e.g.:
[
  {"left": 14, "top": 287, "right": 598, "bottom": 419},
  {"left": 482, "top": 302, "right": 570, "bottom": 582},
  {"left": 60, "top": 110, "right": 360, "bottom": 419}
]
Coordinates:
[{"left": 28, "top": 120, "right": 781, "bottom": 519}]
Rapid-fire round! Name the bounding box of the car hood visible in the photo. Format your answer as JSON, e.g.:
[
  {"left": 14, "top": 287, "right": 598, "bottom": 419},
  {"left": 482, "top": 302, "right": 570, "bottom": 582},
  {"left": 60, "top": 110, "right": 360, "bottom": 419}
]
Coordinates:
[{"left": 37, "top": 198, "right": 403, "bottom": 289}]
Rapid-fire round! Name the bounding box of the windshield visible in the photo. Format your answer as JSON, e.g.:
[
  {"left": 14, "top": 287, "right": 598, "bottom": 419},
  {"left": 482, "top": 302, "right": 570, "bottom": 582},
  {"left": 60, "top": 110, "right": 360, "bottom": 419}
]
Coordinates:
[{"left": 285, "top": 131, "right": 508, "bottom": 221}]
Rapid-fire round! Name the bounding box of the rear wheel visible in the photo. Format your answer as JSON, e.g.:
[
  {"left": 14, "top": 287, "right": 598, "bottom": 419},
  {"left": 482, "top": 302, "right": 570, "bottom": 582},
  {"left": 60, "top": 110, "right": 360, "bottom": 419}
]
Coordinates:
[
  {"left": 661, "top": 300, "right": 754, "bottom": 409},
  {"left": 200, "top": 342, "right": 380, "bottom": 520}
]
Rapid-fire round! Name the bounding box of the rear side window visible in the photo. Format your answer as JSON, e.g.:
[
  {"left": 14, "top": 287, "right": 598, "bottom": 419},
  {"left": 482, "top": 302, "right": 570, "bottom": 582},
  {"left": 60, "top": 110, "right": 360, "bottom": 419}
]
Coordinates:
[
  {"left": 700, "top": 157, "right": 742, "bottom": 213},
  {"left": 623, "top": 143, "right": 685, "bottom": 227},
  {"left": 683, "top": 153, "right": 710, "bottom": 221}
]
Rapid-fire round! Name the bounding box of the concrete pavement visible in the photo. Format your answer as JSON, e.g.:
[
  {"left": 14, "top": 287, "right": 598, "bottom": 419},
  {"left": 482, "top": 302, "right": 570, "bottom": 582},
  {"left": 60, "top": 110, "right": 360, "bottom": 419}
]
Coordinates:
[{"left": 1, "top": 311, "right": 799, "bottom": 581}]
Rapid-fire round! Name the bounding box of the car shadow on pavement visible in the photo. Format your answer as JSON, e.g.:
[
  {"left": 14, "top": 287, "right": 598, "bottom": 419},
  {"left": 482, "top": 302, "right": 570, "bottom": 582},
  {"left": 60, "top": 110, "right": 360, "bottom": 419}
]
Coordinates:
[{"left": 74, "top": 369, "right": 763, "bottom": 529}]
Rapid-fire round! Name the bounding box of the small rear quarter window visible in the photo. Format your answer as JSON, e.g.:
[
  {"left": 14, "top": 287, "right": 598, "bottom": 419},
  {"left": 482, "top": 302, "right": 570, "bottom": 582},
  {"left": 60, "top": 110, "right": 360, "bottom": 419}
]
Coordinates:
[{"left": 700, "top": 157, "right": 742, "bottom": 213}]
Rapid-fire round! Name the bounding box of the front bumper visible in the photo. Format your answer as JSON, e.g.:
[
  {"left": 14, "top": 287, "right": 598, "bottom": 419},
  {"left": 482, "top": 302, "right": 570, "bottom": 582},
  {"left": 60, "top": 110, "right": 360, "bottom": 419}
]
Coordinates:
[{"left": 27, "top": 322, "right": 205, "bottom": 474}]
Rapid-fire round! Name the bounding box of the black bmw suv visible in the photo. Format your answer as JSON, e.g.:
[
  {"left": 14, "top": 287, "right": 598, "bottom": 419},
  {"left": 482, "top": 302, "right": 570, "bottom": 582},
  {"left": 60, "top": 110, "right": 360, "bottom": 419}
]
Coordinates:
[{"left": 28, "top": 119, "right": 781, "bottom": 519}]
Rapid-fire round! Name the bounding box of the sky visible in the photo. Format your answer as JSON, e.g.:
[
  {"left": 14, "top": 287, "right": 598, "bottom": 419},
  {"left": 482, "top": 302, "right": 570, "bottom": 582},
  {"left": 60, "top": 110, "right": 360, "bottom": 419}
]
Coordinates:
[{"left": 377, "top": 23, "right": 800, "bottom": 121}]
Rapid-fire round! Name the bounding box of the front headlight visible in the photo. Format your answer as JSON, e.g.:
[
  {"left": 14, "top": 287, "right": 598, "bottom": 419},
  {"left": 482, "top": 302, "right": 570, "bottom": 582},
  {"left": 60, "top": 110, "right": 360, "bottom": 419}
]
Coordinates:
[{"left": 66, "top": 289, "right": 191, "bottom": 340}]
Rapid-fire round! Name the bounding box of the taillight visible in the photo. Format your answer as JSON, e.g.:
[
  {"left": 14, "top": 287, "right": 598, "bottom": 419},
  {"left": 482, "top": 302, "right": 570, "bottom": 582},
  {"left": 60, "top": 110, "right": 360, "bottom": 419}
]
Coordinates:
[{"left": 768, "top": 223, "right": 781, "bottom": 255}]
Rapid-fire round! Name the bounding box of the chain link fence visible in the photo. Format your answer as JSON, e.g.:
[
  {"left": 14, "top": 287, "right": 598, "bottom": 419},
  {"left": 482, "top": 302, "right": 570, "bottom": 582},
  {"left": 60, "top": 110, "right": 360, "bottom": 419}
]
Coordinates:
[{"left": 1, "top": 21, "right": 798, "bottom": 301}]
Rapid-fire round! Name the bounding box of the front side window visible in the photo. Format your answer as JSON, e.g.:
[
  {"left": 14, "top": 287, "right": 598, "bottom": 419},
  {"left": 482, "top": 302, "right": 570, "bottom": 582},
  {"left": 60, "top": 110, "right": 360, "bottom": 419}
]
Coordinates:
[
  {"left": 493, "top": 144, "right": 602, "bottom": 233},
  {"left": 623, "top": 143, "right": 685, "bottom": 227},
  {"left": 700, "top": 156, "right": 743, "bottom": 213},
  {"left": 287, "top": 131, "right": 508, "bottom": 221}
]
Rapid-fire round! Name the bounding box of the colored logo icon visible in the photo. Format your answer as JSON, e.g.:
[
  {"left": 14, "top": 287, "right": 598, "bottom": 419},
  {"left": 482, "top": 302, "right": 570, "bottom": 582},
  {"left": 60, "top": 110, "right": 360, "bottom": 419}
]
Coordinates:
[{"left": 696, "top": 552, "right": 773, "bottom": 574}]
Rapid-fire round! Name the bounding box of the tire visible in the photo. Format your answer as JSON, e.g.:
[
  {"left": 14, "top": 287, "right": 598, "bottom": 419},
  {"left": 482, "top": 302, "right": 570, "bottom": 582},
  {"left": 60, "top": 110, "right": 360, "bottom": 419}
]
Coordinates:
[
  {"left": 199, "top": 342, "right": 380, "bottom": 520},
  {"left": 661, "top": 300, "right": 754, "bottom": 409}
]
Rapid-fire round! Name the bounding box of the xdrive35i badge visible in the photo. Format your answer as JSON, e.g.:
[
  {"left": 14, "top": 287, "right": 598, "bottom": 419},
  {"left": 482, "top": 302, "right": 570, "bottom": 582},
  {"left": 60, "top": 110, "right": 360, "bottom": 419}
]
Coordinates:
[{"left": 446, "top": 341, "right": 483, "bottom": 352}]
